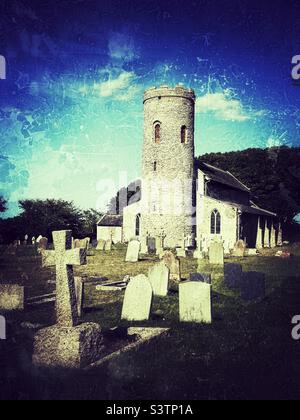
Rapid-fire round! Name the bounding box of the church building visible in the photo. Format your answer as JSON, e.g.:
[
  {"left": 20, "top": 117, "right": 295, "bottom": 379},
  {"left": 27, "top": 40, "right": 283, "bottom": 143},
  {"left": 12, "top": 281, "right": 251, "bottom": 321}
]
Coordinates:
[{"left": 99, "top": 85, "right": 281, "bottom": 253}]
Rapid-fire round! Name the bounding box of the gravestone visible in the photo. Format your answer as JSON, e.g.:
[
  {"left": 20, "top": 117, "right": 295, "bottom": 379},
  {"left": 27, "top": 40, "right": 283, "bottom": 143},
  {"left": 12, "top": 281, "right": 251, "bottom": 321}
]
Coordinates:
[
  {"left": 161, "top": 250, "right": 181, "bottom": 282},
  {"left": 148, "top": 263, "right": 170, "bottom": 297},
  {"left": 104, "top": 240, "right": 112, "bottom": 252},
  {"left": 189, "top": 273, "right": 212, "bottom": 284},
  {"left": 241, "top": 272, "right": 266, "bottom": 301},
  {"left": 38, "top": 237, "right": 48, "bottom": 252},
  {"left": 125, "top": 240, "right": 140, "bottom": 262},
  {"left": 0, "top": 315, "right": 5, "bottom": 339},
  {"left": 148, "top": 237, "right": 156, "bottom": 254},
  {"left": 121, "top": 275, "right": 153, "bottom": 321},
  {"left": 74, "top": 276, "right": 84, "bottom": 317},
  {"left": 179, "top": 281, "right": 212, "bottom": 324},
  {"left": 224, "top": 263, "right": 243, "bottom": 289},
  {"left": 140, "top": 236, "right": 148, "bottom": 254},
  {"left": 0, "top": 285, "right": 25, "bottom": 311},
  {"left": 233, "top": 240, "right": 246, "bottom": 257},
  {"left": 209, "top": 242, "right": 224, "bottom": 265},
  {"left": 33, "top": 230, "right": 103, "bottom": 368},
  {"left": 177, "top": 248, "right": 187, "bottom": 258},
  {"left": 96, "top": 239, "right": 106, "bottom": 251}
]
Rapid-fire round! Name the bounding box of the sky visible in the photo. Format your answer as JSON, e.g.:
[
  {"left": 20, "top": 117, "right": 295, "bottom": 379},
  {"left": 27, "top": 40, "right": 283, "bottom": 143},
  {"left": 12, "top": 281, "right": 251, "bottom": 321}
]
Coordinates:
[{"left": 0, "top": 0, "right": 300, "bottom": 217}]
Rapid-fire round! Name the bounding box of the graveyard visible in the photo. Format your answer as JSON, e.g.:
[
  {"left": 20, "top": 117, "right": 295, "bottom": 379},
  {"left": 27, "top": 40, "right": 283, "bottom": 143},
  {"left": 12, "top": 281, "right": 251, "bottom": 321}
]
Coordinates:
[{"left": 1, "top": 237, "right": 300, "bottom": 400}]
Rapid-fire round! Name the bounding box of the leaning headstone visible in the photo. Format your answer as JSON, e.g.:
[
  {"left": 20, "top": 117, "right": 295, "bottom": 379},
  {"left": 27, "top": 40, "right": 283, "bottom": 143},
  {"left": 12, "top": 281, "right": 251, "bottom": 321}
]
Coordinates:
[
  {"left": 224, "top": 263, "right": 243, "bottom": 289},
  {"left": 161, "top": 250, "right": 181, "bottom": 282},
  {"left": 125, "top": 240, "right": 140, "bottom": 262},
  {"left": 240, "top": 272, "right": 266, "bottom": 301},
  {"left": 0, "top": 285, "right": 25, "bottom": 311},
  {"left": 209, "top": 242, "right": 224, "bottom": 265},
  {"left": 96, "top": 239, "right": 106, "bottom": 251},
  {"left": 148, "top": 263, "right": 170, "bottom": 297},
  {"left": 104, "top": 240, "right": 112, "bottom": 252},
  {"left": 189, "top": 273, "right": 212, "bottom": 284},
  {"left": 179, "top": 281, "right": 212, "bottom": 324},
  {"left": 233, "top": 240, "right": 246, "bottom": 257},
  {"left": 33, "top": 230, "right": 103, "bottom": 369},
  {"left": 121, "top": 275, "right": 153, "bottom": 321}
]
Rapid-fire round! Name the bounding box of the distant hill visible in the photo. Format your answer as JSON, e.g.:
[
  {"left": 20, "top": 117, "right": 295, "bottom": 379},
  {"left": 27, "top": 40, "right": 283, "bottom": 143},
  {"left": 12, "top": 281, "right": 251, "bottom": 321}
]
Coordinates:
[{"left": 197, "top": 146, "right": 300, "bottom": 223}]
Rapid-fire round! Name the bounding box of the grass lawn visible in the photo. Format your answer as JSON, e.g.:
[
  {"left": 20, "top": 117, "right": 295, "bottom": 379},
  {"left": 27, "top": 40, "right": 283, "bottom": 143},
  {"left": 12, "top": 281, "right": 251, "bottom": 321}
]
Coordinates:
[{"left": 0, "top": 244, "right": 300, "bottom": 400}]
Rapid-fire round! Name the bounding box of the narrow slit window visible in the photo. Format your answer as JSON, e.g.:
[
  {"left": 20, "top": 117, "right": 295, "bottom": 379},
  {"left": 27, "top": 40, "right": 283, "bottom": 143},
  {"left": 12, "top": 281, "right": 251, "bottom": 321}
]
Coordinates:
[
  {"left": 181, "top": 125, "right": 188, "bottom": 144},
  {"left": 154, "top": 123, "right": 161, "bottom": 144},
  {"left": 211, "top": 209, "right": 221, "bottom": 234}
]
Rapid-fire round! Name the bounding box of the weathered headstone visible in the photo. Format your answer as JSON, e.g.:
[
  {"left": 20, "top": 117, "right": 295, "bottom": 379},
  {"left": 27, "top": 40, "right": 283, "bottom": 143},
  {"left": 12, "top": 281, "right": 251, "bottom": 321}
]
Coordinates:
[
  {"left": 256, "top": 217, "right": 263, "bottom": 249},
  {"left": 33, "top": 230, "right": 103, "bottom": 369},
  {"left": 0, "top": 285, "right": 25, "bottom": 311},
  {"left": 0, "top": 315, "right": 6, "bottom": 339},
  {"left": 148, "top": 263, "right": 170, "bottom": 297},
  {"left": 264, "top": 220, "right": 270, "bottom": 248},
  {"left": 179, "top": 281, "right": 212, "bottom": 324},
  {"left": 270, "top": 224, "right": 276, "bottom": 248},
  {"left": 189, "top": 272, "right": 212, "bottom": 284},
  {"left": 38, "top": 237, "right": 48, "bottom": 252},
  {"left": 209, "top": 242, "right": 224, "bottom": 265},
  {"left": 104, "top": 240, "right": 112, "bottom": 252},
  {"left": 96, "top": 239, "right": 106, "bottom": 251},
  {"left": 277, "top": 223, "right": 283, "bottom": 246},
  {"left": 125, "top": 240, "right": 140, "bottom": 262},
  {"left": 233, "top": 240, "right": 246, "bottom": 257},
  {"left": 224, "top": 263, "right": 243, "bottom": 289},
  {"left": 161, "top": 250, "right": 181, "bottom": 281},
  {"left": 177, "top": 248, "right": 187, "bottom": 258},
  {"left": 240, "top": 272, "right": 266, "bottom": 301},
  {"left": 121, "top": 275, "right": 153, "bottom": 321},
  {"left": 74, "top": 276, "right": 84, "bottom": 317},
  {"left": 148, "top": 237, "right": 156, "bottom": 254}
]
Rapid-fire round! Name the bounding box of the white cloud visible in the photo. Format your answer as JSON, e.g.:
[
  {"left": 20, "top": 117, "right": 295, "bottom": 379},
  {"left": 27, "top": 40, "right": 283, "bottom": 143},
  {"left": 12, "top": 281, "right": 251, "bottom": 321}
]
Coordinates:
[
  {"left": 108, "top": 32, "right": 139, "bottom": 62},
  {"left": 95, "top": 71, "right": 136, "bottom": 98},
  {"left": 196, "top": 90, "right": 265, "bottom": 122}
]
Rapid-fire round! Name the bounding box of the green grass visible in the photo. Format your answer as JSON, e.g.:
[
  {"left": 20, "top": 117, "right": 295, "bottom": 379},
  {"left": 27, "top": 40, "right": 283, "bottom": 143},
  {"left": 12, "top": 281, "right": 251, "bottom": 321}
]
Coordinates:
[{"left": 1, "top": 244, "right": 300, "bottom": 400}]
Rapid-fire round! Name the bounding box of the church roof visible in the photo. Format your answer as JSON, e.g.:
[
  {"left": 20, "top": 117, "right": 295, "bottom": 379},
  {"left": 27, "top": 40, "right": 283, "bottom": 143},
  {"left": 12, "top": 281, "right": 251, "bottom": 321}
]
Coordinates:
[
  {"left": 198, "top": 162, "right": 250, "bottom": 192},
  {"left": 97, "top": 214, "right": 123, "bottom": 227},
  {"left": 223, "top": 201, "right": 277, "bottom": 217}
]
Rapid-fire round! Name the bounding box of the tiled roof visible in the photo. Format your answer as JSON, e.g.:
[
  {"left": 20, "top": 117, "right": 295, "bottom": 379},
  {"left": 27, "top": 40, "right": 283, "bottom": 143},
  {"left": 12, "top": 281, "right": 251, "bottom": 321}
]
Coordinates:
[
  {"left": 198, "top": 162, "right": 250, "bottom": 192},
  {"left": 97, "top": 214, "right": 123, "bottom": 227}
]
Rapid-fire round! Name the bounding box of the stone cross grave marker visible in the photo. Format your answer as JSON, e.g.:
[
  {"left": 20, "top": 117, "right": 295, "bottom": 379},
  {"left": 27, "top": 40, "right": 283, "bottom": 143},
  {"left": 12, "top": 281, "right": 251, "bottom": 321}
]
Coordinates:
[
  {"left": 241, "top": 272, "right": 266, "bottom": 301},
  {"left": 179, "top": 281, "right": 212, "bottom": 324},
  {"left": 209, "top": 242, "right": 224, "bottom": 265},
  {"left": 148, "top": 262, "right": 170, "bottom": 297},
  {"left": 42, "top": 230, "right": 86, "bottom": 327},
  {"left": 224, "top": 263, "right": 243, "bottom": 289},
  {"left": 121, "top": 275, "right": 153, "bottom": 321},
  {"left": 125, "top": 240, "right": 140, "bottom": 262}
]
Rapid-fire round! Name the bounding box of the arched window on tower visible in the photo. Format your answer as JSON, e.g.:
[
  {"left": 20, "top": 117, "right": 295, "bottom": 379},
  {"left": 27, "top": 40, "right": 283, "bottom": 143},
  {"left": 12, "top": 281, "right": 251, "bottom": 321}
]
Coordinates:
[
  {"left": 135, "top": 214, "right": 141, "bottom": 237},
  {"left": 181, "top": 125, "right": 188, "bottom": 144},
  {"left": 154, "top": 123, "right": 161, "bottom": 144},
  {"left": 153, "top": 161, "right": 157, "bottom": 172},
  {"left": 211, "top": 209, "right": 221, "bottom": 235}
]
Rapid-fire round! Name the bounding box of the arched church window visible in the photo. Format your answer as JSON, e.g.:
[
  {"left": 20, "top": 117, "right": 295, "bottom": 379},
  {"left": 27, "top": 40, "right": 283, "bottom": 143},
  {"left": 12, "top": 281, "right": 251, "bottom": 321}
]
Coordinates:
[
  {"left": 135, "top": 214, "right": 141, "bottom": 237},
  {"left": 154, "top": 123, "right": 161, "bottom": 144},
  {"left": 211, "top": 209, "right": 221, "bottom": 235},
  {"left": 181, "top": 125, "right": 188, "bottom": 144},
  {"left": 153, "top": 161, "right": 157, "bottom": 172}
]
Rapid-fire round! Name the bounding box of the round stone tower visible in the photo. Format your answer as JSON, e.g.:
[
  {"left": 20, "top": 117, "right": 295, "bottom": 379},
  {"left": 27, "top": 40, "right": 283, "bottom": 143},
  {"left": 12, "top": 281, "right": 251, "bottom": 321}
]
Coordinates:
[{"left": 140, "top": 85, "right": 196, "bottom": 248}]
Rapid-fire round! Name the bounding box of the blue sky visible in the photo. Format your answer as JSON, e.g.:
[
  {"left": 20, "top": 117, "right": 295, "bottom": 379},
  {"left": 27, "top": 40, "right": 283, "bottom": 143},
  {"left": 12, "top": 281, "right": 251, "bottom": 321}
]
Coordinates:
[{"left": 0, "top": 0, "right": 300, "bottom": 216}]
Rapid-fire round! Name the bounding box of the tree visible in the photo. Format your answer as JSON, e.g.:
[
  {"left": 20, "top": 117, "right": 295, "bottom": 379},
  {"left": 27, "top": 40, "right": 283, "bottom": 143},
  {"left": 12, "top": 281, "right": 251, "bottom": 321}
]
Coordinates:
[
  {"left": 0, "top": 196, "right": 7, "bottom": 214},
  {"left": 81, "top": 209, "right": 103, "bottom": 238},
  {"left": 18, "top": 199, "right": 85, "bottom": 240}
]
